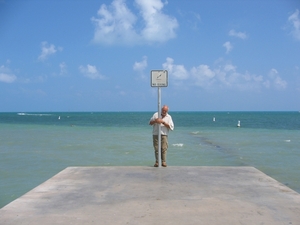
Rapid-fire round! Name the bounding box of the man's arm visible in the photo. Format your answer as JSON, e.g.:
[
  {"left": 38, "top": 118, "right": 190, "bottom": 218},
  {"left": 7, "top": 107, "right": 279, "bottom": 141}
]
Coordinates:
[
  {"left": 149, "top": 119, "right": 156, "bottom": 125},
  {"left": 164, "top": 115, "right": 174, "bottom": 130},
  {"left": 161, "top": 121, "right": 170, "bottom": 129},
  {"left": 149, "top": 118, "right": 163, "bottom": 125}
]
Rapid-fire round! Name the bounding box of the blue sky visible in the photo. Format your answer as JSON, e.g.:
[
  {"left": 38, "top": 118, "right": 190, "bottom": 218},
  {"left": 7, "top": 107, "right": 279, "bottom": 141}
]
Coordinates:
[{"left": 1, "top": 0, "right": 300, "bottom": 112}]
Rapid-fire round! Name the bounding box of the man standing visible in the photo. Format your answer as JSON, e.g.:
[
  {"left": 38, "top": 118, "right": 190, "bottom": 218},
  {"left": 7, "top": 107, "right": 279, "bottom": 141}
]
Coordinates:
[{"left": 149, "top": 105, "right": 174, "bottom": 167}]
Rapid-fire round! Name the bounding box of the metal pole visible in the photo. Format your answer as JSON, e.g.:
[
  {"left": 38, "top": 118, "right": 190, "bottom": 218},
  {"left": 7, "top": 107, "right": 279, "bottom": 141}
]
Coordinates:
[{"left": 158, "top": 87, "right": 161, "bottom": 168}]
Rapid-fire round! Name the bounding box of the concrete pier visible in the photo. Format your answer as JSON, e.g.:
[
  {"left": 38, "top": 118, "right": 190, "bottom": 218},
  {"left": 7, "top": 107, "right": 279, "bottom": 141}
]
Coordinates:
[{"left": 0, "top": 166, "right": 299, "bottom": 225}]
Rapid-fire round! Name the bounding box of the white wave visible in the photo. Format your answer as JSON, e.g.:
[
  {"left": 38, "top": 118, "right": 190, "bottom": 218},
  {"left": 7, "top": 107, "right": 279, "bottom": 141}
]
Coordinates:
[
  {"left": 173, "top": 143, "right": 184, "bottom": 147},
  {"left": 191, "top": 131, "right": 199, "bottom": 134},
  {"left": 17, "top": 113, "right": 52, "bottom": 116},
  {"left": 284, "top": 140, "right": 291, "bottom": 142}
]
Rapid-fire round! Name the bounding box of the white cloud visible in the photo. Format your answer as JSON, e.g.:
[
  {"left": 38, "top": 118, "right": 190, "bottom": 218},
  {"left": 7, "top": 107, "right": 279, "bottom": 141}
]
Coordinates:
[
  {"left": 288, "top": 9, "right": 300, "bottom": 41},
  {"left": 59, "top": 62, "right": 67, "bottom": 75},
  {"left": 267, "top": 68, "right": 287, "bottom": 90},
  {"left": 228, "top": 29, "right": 248, "bottom": 39},
  {"left": 133, "top": 56, "right": 147, "bottom": 72},
  {"left": 163, "top": 58, "right": 286, "bottom": 91},
  {"left": 0, "top": 65, "right": 17, "bottom": 83},
  {"left": 91, "top": 0, "right": 138, "bottom": 45},
  {"left": 201, "top": 64, "right": 265, "bottom": 90},
  {"left": 133, "top": 56, "right": 148, "bottom": 79},
  {"left": 0, "top": 73, "right": 17, "bottom": 83},
  {"left": 79, "top": 64, "right": 105, "bottom": 80},
  {"left": 223, "top": 41, "right": 233, "bottom": 53},
  {"left": 38, "top": 42, "right": 62, "bottom": 61},
  {"left": 136, "top": 0, "right": 178, "bottom": 42},
  {"left": 224, "top": 64, "right": 236, "bottom": 72},
  {"left": 91, "top": 0, "right": 178, "bottom": 45},
  {"left": 190, "top": 64, "right": 215, "bottom": 88},
  {"left": 162, "top": 57, "right": 188, "bottom": 80}
]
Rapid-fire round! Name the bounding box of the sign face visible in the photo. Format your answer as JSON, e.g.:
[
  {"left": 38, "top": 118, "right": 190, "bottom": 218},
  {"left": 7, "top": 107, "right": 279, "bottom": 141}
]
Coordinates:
[{"left": 151, "top": 70, "right": 168, "bottom": 87}]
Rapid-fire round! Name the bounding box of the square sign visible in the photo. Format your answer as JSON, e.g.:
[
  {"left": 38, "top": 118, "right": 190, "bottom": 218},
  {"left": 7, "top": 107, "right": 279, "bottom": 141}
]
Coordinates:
[{"left": 151, "top": 70, "right": 168, "bottom": 87}]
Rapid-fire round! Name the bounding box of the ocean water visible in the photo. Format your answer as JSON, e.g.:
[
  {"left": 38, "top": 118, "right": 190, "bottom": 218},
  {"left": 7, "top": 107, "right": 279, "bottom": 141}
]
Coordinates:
[{"left": 0, "top": 111, "right": 300, "bottom": 208}]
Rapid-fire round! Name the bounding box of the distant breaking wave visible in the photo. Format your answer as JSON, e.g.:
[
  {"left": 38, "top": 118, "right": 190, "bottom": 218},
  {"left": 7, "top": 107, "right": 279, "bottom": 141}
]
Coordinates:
[
  {"left": 172, "top": 143, "right": 184, "bottom": 147},
  {"left": 17, "top": 113, "right": 52, "bottom": 116}
]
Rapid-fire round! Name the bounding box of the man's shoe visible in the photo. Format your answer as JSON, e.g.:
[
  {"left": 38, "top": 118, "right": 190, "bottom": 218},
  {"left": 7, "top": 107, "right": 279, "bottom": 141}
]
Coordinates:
[
  {"left": 154, "top": 162, "right": 159, "bottom": 167},
  {"left": 162, "top": 162, "right": 167, "bottom": 167}
]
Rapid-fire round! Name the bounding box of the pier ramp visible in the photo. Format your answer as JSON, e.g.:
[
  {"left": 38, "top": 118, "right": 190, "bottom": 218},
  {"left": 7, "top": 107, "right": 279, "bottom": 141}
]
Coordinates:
[{"left": 0, "top": 166, "right": 299, "bottom": 224}]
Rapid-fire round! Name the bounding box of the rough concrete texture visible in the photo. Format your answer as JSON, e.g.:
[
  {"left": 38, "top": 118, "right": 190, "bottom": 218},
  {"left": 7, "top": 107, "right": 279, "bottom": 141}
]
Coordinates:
[{"left": 0, "top": 166, "right": 299, "bottom": 225}]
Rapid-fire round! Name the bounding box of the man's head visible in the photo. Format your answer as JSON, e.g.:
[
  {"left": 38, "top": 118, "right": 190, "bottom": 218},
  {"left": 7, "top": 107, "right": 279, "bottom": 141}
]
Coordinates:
[{"left": 161, "top": 105, "right": 169, "bottom": 117}]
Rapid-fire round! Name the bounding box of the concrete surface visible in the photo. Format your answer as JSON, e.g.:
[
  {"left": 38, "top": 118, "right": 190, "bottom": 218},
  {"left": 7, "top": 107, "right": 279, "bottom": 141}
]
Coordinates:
[{"left": 0, "top": 166, "right": 299, "bottom": 225}]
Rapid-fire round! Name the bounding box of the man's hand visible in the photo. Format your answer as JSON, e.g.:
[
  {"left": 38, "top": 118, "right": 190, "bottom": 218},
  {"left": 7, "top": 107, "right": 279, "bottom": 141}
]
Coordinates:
[
  {"left": 156, "top": 118, "right": 164, "bottom": 124},
  {"left": 149, "top": 118, "right": 167, "bottom": 126}
]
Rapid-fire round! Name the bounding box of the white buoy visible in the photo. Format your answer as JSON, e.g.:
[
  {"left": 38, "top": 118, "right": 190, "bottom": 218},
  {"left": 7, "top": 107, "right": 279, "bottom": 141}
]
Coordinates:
[
  {"left": 237, "top": 120, "right": 240, "bottom": 127},
  {"left": 58, "top": 116, "right": 61, "bottom": 120},
  {"left": 213, "top": 117, "right": 215, "bottom": 122}
]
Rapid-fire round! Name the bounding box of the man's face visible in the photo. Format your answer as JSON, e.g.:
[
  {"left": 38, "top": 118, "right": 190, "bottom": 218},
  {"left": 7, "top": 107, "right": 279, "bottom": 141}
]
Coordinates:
[{"left": 161, "top": 107, "right": 168, "bottom": 117}]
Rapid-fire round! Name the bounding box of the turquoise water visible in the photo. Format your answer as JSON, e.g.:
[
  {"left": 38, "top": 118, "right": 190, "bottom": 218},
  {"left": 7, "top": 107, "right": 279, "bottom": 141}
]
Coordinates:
[{"left": 0, "top": 111, "right": 300, "bottom": 208}]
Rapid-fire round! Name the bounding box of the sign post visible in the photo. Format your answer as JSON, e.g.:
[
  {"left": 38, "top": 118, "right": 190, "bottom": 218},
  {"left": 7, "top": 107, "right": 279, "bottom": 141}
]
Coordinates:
[{"left": 151, "top": 70, "right": 168, "bottom": 167}]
